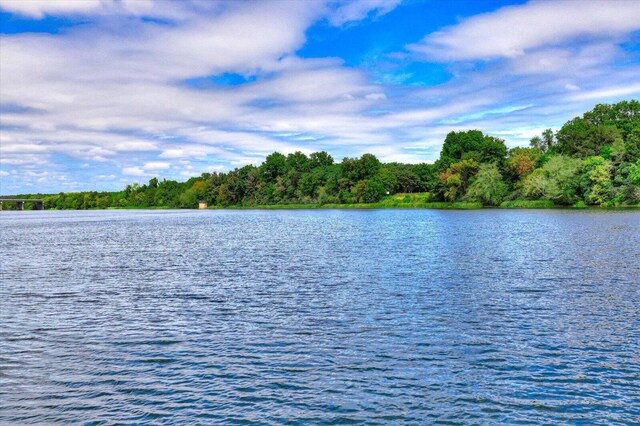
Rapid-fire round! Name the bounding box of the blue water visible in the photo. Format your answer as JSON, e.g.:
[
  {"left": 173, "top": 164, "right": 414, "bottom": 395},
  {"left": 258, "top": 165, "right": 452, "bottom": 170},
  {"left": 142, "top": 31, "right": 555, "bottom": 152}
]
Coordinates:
[{"left": 1, "top": 209, "right": 639, "bottom": 424}]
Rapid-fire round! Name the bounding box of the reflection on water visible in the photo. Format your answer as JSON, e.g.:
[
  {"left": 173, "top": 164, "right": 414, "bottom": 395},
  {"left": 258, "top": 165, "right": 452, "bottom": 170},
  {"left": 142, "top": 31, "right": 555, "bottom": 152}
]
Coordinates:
[{"left": 1, "top": 209, "right": 639, "bottom": 424}]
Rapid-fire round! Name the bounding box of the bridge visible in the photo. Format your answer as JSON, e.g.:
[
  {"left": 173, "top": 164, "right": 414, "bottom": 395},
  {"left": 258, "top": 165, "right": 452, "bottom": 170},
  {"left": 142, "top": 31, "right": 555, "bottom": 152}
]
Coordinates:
[{"left": 0, "top": 198, "right": 44, "bottom": 210}]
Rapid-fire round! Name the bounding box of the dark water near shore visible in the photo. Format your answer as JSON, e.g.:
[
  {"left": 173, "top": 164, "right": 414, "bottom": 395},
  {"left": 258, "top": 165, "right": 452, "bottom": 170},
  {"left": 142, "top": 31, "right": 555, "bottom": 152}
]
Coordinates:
[{"left": 1, "top": 209, "right": 639, "bottom": 424}]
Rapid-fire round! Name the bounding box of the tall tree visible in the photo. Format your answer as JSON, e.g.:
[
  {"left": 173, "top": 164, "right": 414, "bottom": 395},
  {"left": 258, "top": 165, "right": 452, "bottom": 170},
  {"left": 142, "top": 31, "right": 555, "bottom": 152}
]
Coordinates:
[
  {"left": 261, "top": 152, "right": 287, "bottom": 181},
  {"left": 467, "top": 163, "right": 508, "bottom": 206}
]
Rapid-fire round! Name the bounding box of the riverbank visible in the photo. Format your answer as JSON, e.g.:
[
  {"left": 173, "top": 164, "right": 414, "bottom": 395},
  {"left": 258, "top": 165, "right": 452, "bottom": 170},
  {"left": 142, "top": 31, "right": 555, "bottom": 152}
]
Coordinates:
[
  {"left": 212, "top": 201, "right": 640, "bottom": 210},
  {"left": 209, "top": 193, "right": 639, "bottom": 210},
  {"left": 3, "top": 197, "right": 638, "bottom": 211},
  {"left": 3, "top": 202, "right": 639, "bottom": 211}
]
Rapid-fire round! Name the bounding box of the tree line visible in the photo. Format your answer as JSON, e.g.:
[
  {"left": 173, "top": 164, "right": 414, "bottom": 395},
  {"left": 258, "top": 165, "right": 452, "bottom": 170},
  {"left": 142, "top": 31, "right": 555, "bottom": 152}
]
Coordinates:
[{"left": 6, "top": 100, "right": 640, "bottom": 210}]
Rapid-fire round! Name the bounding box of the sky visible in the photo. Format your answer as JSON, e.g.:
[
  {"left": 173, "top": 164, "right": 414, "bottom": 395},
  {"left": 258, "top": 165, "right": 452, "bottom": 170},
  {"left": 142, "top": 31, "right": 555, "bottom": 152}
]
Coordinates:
[{"left": 1, "top": 0, "right": 639, "bottom": 194}]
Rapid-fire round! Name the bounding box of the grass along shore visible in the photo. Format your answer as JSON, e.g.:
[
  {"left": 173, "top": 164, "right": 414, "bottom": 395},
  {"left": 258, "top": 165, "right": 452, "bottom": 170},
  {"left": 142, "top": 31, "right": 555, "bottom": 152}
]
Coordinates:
[
  {"left": 208, "top": 193, "right": 640, "bottom": 210},
  {"left": 211, "top": 202, "right": 640, "bottom": 210},
  {"left": 5, "top": 193, "right": 638, "bottom": 211}
]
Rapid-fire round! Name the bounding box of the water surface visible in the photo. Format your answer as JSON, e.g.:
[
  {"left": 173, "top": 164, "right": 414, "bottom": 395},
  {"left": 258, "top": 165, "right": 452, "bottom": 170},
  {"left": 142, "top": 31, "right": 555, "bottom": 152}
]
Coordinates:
[{"left": 1, "top": 209, "right": 639, "bottom": 424}]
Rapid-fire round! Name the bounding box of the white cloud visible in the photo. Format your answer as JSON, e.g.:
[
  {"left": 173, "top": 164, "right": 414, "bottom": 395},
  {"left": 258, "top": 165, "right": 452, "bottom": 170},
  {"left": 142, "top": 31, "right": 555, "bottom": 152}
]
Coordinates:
[
  {"left": 507, "top": 43, "right": 621, "bottom": 76},
  {"left": 0, "top": 143, "right": 48, "bottom": 153},
  {"left": 408, "top": 0, "right": 640, "bottom": 61},
  {"left": 0, "top": 0, "right": 105, "bottom": 18},
  {"left": 122, "top": 167, "right": 146, "bottom": 176},
  {"left": 328, "top": 0, "right": 402, "bottom": 26},
  {"left": 143, "top": 161, "right": 170, "bottom": 170},
  {"left": 569, "top": 82, "right": 640, "bottom": 102},
  {"left": 113, "top": 141, "right": 157, "bottom": 151},
  {"left": 159, "top": 147, "right": 212, "bottom": 159},
  {"left": 365, "top": 92, "right": 387, "bottom": 100},
  {"left": 0, "top": 0, "right": 194, "bottom": 19}
]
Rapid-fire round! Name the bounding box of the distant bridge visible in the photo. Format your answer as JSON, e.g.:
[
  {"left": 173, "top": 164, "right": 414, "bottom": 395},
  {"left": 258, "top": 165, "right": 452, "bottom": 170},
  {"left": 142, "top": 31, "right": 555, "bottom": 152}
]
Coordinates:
[{"left": 0, "top": 198, "right": 44, "bottom": 210}]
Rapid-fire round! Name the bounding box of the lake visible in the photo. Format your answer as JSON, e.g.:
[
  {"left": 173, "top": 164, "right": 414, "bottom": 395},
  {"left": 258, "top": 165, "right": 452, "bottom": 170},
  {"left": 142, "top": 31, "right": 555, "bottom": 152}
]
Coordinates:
[{"left": 1, "top": 209, "right": 639, "bottom": 424}]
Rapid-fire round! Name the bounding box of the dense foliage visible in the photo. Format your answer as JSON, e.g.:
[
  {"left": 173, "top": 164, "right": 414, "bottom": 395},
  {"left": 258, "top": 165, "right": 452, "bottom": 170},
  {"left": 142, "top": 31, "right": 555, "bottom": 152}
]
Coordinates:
[{"left": 5, "top": 100, "right": 639, "bottom": 209}]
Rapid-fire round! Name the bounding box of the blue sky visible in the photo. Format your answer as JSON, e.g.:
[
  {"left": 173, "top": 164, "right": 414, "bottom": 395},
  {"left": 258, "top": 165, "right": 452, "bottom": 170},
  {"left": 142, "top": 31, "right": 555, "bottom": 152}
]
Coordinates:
[{"left": 1, "top": 0, "right": 639, "bottom": 194}]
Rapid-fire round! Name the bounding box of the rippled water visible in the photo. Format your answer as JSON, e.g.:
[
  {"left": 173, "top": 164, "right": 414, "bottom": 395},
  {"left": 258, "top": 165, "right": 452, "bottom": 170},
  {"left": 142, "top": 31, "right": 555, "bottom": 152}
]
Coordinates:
[{"left": 1, "top": 209, "right": 639, "bottom": 424}]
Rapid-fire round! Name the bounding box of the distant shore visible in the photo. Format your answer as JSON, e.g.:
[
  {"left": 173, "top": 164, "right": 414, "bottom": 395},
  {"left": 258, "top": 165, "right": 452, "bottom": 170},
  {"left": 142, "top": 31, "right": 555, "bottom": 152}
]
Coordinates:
[
  {"left": 213, "top": 202, "right": 640, "bottom": 210},
  {"left": 2, "top": 199, "right": 639, "bottom": 212},
  {"left": 75, "top": 202, "right": 640, "bottom": 211}
]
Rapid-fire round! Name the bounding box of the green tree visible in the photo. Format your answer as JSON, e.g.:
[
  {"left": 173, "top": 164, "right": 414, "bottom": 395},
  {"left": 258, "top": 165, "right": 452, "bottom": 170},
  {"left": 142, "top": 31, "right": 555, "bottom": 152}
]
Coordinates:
[
  {"left": 582, "top": 100, "right": 639, "bottom": 140},
  {"left": 629, "top": 159, "right": 640, "bottom": 186},
  {"left": 395, "top": 169, "right": 422, "bottom": 193},
  {"left": 530, "top": 129, "right": 556, "bottom": 153},
  {"left": 522, "top": 155, "right": 581, "bottom": 204},
  {"left": 309, "top": 151, "right": 334, "bottom": 168},
  {"left": 351, "top": 179, "right": 385, "bottom": 203},
  {"left": 362, "top": 179, "right": 386, "bottom": 203},
  {"left": 286, "top": 151, "right": 310, "bottom": 173},
  {"left": 542, "top": 129, "right": 556, "bottom": 152},
  {"left": 217, "top": 184, "right": 231, "bottom": 206},
  {"left": 507, "top": 147, "right": 541, "bottom": 178},
  {"left": 376, "top": 168, "right": 397, "bottom": 194},
  {"left": 439, "top": 130, "right": 507, "bottom": 167},
  {"left": 341, "top": 153, "right": 381, "bottom": 182},
  {"left": 580, "top": 156, "right": 613, "bottom": 205},
  {"left": 466, "top": 163, "right": 508, "bottom": 206},
  {"left": 556, "top": 117, "right": 588, "bottom": 156},
  {"left": 556, "top": 100, "right": 639, "bottom": 157},
  {"left": 624, "top": 125, "right": 640, "bottom": 162},
  {"left": 261, "top": 152, "right": 287, "bottom": 181},
  {"left": 440, "top": 130, "right": 484, "bottom": 166},
  {"left": 412, "top": 163, "right": 438, "bottom": 192},
  {"left": 588, "top": 126, "right": 623, "bottom": 157},
  {"left": 438, "top": 159, "right": 479, "bottom": 201},
  {"left": 480, "top": 136, "right": 508, "bottom": 165}
]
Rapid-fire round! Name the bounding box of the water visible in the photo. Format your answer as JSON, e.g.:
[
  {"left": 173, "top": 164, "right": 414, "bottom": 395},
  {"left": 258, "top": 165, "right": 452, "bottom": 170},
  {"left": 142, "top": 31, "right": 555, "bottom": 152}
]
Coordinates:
[{"left": 1, "top": 209, "right": 639, "bottom": 424}]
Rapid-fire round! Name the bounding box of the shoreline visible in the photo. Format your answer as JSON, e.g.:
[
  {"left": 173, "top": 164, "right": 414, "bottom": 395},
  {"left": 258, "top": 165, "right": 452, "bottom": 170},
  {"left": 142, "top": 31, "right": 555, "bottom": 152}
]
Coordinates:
[
  {"left": 4, "top": 204, "right": 639, "bottom": 212},
  {"left": 212, "top": 203, "right": 640, "bottom": 211}
]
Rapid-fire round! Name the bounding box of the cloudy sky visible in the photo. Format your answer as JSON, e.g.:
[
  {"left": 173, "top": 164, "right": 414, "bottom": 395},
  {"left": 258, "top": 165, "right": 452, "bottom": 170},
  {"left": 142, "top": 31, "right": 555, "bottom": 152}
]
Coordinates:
[{"left": 1, "top": 0, "right": 639, "bottom": 194}]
